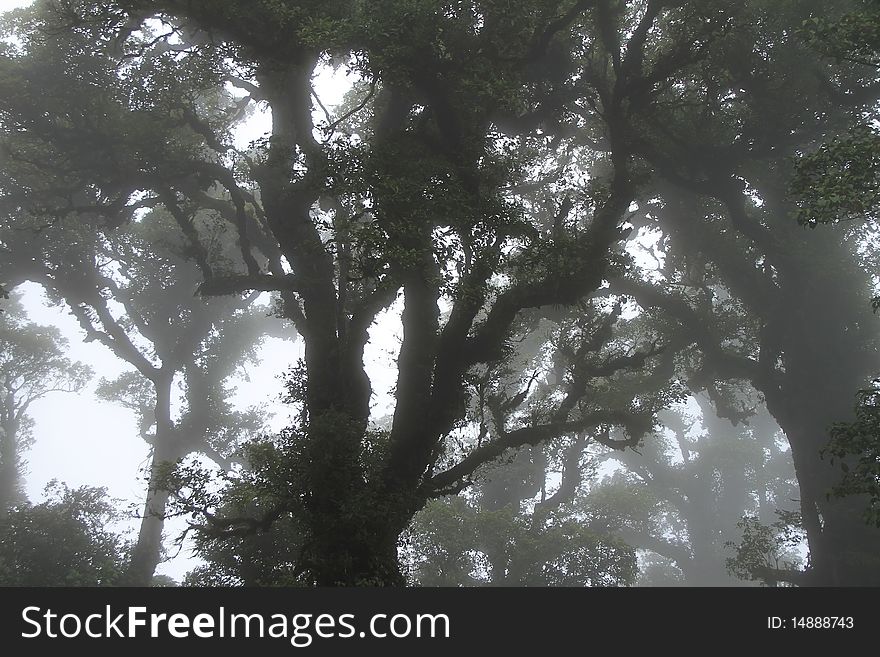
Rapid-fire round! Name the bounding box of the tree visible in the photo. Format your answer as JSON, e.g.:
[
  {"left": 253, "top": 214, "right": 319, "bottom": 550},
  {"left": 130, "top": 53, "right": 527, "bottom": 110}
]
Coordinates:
[
  {"left": 599, "top": 400, "right": 800, "bottom": 585},
  {"left": 0, "top": 292, "right": 91, "bottom": 513},
  {"left": 790, "top": 2, "right": 880, "bottom": 531},
  {"left": 1, "top": 207, "right": 285, "bottom": 585},
  {"left": 593, "top": 0, "right": 880, "bottom": 584},
  {"left": 0, "top": 481, "right": 128, "bottom": 586},
  {"left": 404, "top": 444, "right": 637, "bottom": 587}
]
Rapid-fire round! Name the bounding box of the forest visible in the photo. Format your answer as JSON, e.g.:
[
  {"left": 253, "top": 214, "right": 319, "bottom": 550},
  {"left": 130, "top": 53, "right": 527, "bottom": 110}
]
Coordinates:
[{"left": 0, "top": 0, "right": 879, "bottom": 587}]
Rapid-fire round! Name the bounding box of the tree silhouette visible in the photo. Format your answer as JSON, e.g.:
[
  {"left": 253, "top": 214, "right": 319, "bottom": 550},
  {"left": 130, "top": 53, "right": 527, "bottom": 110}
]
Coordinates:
[{"left": 0, "top": 293, "right": 91, "bottom": 513}]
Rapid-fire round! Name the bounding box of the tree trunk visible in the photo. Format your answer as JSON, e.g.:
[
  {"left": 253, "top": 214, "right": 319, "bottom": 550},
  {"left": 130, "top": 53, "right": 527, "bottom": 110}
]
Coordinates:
[
  {"left": 297, "top": 403, "right": 409, "bottom": 586},
  {"left": 0, "top": 418, "right": 20, "bottom": 514},
  {"left": 768, "top": 379, "right": 880, "bottom": 585},
  {"left": 121, "top": 373, "right": 176, "bottom": 586},
  {"left": 305, "top": 517, "right": 405, "bottom": 586},
  {"left": 123, "top": 485, "right": 170, "bottom": 587},
  {"left": 765, "top": 238, "right": 880, "bottom": 585}
]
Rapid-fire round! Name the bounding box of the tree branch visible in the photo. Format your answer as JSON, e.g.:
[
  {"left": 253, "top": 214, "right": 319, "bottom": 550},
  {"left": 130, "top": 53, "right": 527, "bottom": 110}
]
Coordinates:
[{"left": 424, "top": 409, "right": 647, "bottom": 494}]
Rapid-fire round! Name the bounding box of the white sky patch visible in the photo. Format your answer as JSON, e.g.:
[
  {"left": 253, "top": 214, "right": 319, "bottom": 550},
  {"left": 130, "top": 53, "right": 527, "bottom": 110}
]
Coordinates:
[
  {"left": 0, "top": 0, "right": 33, "bottom": 12},
  {"left": 364, "top": 295, "right": 404, "bottom": 423},
  {"left": 232, "top": 101, "right": 270, "bottom": 151},
  {"left": 627, "top": 226, "right": 666, "bottom": 281},
  {"left": 231, "top": 61, "right": 355, "bottom": 150},
  {"left": 17, "top": 283, "right": 140, "bottom": 500},
  {"left": 226, "top": 335, "right": 300, "bottom": 434}
]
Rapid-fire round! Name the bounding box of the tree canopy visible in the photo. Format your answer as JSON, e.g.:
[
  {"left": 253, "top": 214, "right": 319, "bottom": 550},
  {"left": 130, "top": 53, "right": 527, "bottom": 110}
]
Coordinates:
[
  {"left": 0, "top": 292, "right": 91, "bottom": 512},
  {"left": 0, "top": 481, "right": 128, "bottom": 586}
]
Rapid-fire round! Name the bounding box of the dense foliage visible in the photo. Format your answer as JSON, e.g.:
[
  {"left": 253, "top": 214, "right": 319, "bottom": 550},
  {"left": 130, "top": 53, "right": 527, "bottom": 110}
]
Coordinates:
[{"left": 0, "top": 482, "right": 128, "bottom": 586}]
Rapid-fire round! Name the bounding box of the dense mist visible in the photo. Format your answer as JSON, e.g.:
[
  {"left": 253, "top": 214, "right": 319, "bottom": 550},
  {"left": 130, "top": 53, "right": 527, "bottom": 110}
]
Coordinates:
[{"left": 1, "top": 0, "right": 879, "bottom": 587}]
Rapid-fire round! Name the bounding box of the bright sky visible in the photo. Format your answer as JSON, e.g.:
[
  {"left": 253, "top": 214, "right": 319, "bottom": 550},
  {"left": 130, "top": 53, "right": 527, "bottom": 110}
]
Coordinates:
[{"left": 0, "top": 0, "right": 29, "bottom": 12}]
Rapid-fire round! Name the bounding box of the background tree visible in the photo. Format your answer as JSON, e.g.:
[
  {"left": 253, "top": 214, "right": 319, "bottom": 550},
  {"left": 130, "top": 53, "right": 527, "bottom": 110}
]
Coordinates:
[
  {"left": 598, "top": 399, "right": 800, "bottom": 585},
  {"left": 590, "top": 0, "right": 880, "bottom": 584},
  {"left": 0, "top": 292, "right": 91, "bottom": 513},
  {"left": 1, "top": 207, "right": 284, "bottom": 584},
  {"left": 405, "top": 444, "right": 638, "bottom": 587}
]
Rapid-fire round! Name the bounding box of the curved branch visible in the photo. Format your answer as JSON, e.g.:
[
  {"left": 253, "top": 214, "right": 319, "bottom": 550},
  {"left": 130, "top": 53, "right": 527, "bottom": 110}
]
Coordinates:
[{"left": 424, "top": 408, "right": 647, "bottom": 494}]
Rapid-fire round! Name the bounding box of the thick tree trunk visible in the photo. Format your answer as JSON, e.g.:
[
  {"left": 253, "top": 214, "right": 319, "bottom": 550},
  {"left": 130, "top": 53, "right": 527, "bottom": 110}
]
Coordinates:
[
  {"left": 123, "top": 485, "right": 170, "bottom": 587},
  {"left": 298, "top": 405, "right": 409, "bottom": 586},
  {"left": 768, "top": 379, "right": 880, "bottom": 586},
  {"left": 772, "top": 408, "right": 880, "bottom": 585},
  {"left": 765, "top": 238, "right": 880, "bottom": 585},
  {"left": 305, "top": 516, "right": 405, "bottom": 586}
]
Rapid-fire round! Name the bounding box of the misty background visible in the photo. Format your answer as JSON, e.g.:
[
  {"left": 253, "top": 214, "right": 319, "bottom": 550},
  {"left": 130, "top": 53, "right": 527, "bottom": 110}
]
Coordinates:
[{"left": 1, "top": 0, "right": 876, "bottom": 587}]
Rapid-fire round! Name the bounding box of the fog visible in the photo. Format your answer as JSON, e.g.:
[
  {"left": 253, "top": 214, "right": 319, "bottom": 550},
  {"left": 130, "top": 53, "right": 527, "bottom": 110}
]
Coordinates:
[{"left": 1, "top": 0, "right": 878, "bottom": 587}]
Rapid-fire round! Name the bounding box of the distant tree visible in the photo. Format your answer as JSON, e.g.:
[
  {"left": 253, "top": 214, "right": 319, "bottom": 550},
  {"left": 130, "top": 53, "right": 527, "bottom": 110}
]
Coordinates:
[
  {"left": 596, "top": 0, "right": 880, "bottom": 583},
  {"left": 1, "top": 208, "right": 285, "bottom": 585},
  {"left": 611, "top": 190, "right": 879, "bottom": 585},
  {"left": 0, "top": 293, "right": 91, "bottom": 513},
  {"left": 0, "top": 481, "right": 128, "bottom": 586},
  {"left": 599, "top": 400, "right": 800, "bottom": 585},
  {"left": 405, "top": 445, "right": 637, "bottom": 587},
  {"left": 150, "top": 574, "right": 179, "bottom": 586}
]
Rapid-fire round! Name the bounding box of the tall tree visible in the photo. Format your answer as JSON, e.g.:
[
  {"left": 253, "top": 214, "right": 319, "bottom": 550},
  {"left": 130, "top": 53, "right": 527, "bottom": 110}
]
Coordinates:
[
  {"left": 1, "top": 0, "right": 675, "bottom": 584},
  {"left": 594, "top": 0, "right": 880, "bottom": 584},
  {"left": 790, "top": 1, "right": 880, "bottom": 531}
]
